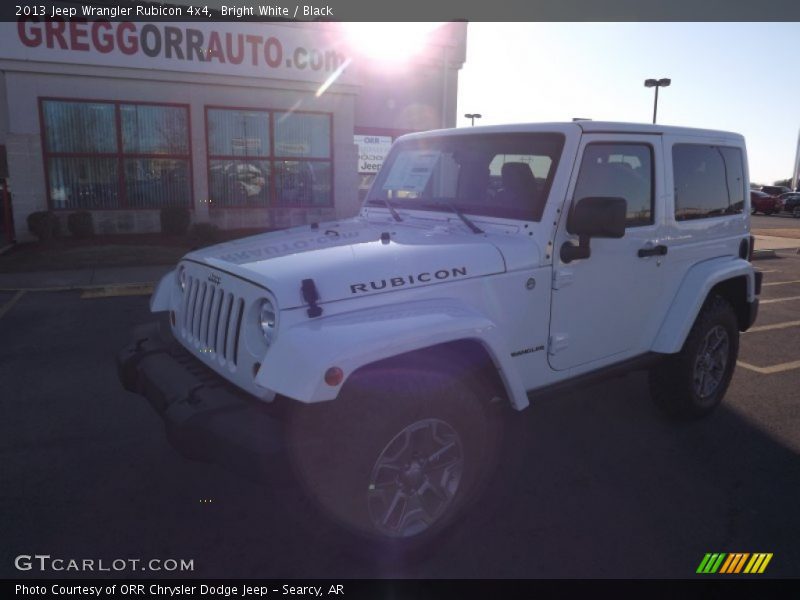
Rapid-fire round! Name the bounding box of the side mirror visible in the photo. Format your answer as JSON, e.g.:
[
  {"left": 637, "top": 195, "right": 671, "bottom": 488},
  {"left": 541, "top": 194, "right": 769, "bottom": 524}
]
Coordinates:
[{"left": 561, "top": 196, "right": 627, "bottom": 263}]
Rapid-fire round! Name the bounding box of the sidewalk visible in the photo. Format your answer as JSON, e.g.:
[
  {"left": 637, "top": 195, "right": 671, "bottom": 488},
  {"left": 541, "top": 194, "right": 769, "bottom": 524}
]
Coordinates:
[
  {"left": 753, "top": 234, "right": 800, "bottom": 252},
  {"left": 0, "top": 264, "right": 172, "bottom": 291}
]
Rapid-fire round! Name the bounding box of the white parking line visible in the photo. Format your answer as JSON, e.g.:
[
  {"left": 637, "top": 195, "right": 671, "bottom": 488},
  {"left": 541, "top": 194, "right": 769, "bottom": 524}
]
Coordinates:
[
  {"left": 0, "top": 290, "right": 25, "bottom": 320},
  {"left": 757, "top": 269, "right": 779, "bottom": 274},
  {"left": 760, "top": 295, "right": 800, "bottom": 305},
  {"left": 745, "top": 320, "right": 800, "bottom": 333},
  {"left": 763, "top": 279, "right": 800, "bottom": 287},
  {"left": 737, "top": 360, "right": 800, "bottom": 375}
]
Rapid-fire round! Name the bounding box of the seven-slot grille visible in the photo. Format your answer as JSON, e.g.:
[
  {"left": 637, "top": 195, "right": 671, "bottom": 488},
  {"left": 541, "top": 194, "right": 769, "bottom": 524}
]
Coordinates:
[{"left": 180, "top": 274, "right": 245, "bottom": 367}]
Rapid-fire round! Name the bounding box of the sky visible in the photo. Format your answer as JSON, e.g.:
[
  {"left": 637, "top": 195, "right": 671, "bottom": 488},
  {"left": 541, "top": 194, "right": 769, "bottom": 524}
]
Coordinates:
[{"left": 456, "top": 22, "right": 800, "bottom": 185}]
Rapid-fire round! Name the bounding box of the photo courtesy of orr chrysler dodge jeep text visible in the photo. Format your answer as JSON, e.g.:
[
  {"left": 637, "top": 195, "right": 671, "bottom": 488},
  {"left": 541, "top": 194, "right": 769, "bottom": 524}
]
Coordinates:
[{"left": 119, "top": 121, "right": 761, "bottom": 551}]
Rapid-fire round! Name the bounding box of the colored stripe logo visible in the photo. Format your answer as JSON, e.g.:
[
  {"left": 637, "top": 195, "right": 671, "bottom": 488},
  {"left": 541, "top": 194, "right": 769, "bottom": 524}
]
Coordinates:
[{"left": 696, "top": 553, "right": 773, "bottom": 574}]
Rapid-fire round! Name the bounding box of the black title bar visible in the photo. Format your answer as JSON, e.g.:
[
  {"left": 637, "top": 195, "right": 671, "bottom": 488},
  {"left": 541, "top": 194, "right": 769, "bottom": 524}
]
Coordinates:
[{"left": 3, "top": 0, "right": 800, "bottom": 22}]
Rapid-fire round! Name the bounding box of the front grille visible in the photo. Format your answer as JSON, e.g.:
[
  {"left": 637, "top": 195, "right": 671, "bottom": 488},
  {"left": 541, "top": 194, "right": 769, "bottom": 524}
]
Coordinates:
[{"left": 181, "top": 275, "right": 245, "bottom": 367}]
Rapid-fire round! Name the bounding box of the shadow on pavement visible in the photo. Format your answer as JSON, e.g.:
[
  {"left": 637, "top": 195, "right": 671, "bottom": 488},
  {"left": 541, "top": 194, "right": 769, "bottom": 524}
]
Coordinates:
[{"left": 1, "top": 292, "right": 798, "bottom": 578}]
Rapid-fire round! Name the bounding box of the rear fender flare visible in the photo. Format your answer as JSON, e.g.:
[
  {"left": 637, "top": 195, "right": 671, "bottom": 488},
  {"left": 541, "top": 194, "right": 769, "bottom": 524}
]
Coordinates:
[{"left": 652, "top": 257, "right": 756, "bottom": 354}]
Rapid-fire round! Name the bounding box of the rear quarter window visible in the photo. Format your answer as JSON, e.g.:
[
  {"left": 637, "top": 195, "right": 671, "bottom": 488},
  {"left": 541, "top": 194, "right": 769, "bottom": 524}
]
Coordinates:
[{"left": 673, "top": 144, "right": 745, "bottom": 220}]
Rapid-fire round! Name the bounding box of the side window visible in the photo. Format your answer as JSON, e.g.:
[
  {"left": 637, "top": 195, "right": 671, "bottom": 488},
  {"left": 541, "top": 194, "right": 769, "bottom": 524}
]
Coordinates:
[
  {"left": 673, "top": 144, "right": 745, "bottom": 220},
  {"left": 573, "top": 143, "right": 654, "bottom": 227}
]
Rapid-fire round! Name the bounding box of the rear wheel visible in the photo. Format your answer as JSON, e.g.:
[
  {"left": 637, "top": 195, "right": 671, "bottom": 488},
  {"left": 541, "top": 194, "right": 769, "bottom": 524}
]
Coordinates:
[
  {"left": 649, "top": 295, "right": 739, "bottom": 419},
  {"left": 286, "top": 363, "right": 503, "bottom": 553}
]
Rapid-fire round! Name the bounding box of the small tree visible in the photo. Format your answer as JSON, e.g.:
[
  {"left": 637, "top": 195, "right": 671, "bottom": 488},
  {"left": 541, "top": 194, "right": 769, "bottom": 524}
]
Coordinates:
[{"left": 26, "top": 211, "right": 61, "bottom": 242}]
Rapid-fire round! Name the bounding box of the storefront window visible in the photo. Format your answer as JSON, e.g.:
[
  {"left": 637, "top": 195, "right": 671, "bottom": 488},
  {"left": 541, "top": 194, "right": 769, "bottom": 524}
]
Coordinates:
[
  {"left": 207, "top": 109, "right": 271, "bottom": 207},
  {"left": 124, "top": 159, "right": 191, "bottom": 209},
  {"left": 41, "top": 99, "right": 191, "bottom": 210},
  {"left": 44, "top": 101, "right": 117, "bottom": 154},
  {"left": 121, "top": 104, "right": 189, "bottom": 155},
  {"left": 207, "top": 109, "right": 270, "bottom": 158},
  {"left": 274, "top": 112, "right": 330, "bottom": 158},
  {"left": 275, "top": 160, "right": 332, "bottom": 206},
  {"left": 206, "top": 108, "right": 332, "bottom": 208},
  {"left": 48, "top": 157, "right": 119, "bottom": 209}
]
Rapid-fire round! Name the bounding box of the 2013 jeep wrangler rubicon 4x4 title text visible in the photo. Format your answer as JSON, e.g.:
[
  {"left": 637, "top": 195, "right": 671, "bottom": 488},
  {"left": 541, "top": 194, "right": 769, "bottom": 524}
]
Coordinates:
[{"left": 119, "top": 121, "right": 761, "bottom": 548}]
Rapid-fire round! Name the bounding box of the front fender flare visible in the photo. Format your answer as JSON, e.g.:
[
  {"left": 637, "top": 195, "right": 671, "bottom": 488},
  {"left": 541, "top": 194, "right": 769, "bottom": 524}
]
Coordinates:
[
  {"left": 256, "top": 299, "right": 529, "bottom": 409},
  {"left": 149, "top": 269, "right": 177, "bottom": 313},
  {"left": 652, "top": 257, "right": 756, "bottom": 354}
]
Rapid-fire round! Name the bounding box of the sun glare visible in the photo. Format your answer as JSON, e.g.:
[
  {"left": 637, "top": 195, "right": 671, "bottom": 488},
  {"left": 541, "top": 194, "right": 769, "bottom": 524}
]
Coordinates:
[{"left": 341, "top": 22, "right": 443, "bottom": 65}]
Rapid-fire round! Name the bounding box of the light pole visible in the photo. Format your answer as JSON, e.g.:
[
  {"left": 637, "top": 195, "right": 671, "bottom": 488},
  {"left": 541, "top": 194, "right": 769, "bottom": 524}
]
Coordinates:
[
  {"left": 464, "top": 113, "right": 482, "bottom": 127},
  {"left": 644, "top": 78, "right": 671, "bottom": 124}
]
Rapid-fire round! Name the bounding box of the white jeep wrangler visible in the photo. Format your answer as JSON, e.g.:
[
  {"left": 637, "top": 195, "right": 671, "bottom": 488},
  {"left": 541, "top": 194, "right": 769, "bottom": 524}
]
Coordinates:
[{"left": 119, "top": 121, "right": 761, "bottom": 548}]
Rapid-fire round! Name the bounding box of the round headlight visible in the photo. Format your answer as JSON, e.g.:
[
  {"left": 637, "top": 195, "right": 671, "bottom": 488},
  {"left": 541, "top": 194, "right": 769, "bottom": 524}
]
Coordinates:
[
  {"left": 258, "top": 299, "right": 277, "bottom": 345},
  {"left": 177, "top": 266, "right": 187, "bottom": 292}
]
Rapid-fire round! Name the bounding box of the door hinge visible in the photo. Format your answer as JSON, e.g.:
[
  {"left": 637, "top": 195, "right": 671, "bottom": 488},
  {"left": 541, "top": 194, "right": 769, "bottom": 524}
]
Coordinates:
[
  {"left": 548, "top": 334, "right": 569, "bottom": 355},
  {"left": 552, "top": 269, "right": 574, "bottom": 290}
]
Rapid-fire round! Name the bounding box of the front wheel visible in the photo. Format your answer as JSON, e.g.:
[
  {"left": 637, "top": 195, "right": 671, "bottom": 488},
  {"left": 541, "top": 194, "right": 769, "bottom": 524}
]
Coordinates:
[
  {"left": 285, "top": 364, "right": 503, "bottom": 552},
  {"left": 649, "top": 295, "right": 739, "bottom": 419}
]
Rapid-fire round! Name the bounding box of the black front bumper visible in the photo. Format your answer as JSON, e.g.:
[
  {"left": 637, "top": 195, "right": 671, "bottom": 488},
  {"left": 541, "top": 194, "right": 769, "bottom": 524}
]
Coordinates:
[{"left": 117, "top": 321, "right": 287, "bottom": 469}]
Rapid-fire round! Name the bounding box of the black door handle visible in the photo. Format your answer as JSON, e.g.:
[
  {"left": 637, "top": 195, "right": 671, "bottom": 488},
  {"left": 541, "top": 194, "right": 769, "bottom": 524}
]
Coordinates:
[{"left": 638, "top": 244, "right": 668, "bottom": 258}]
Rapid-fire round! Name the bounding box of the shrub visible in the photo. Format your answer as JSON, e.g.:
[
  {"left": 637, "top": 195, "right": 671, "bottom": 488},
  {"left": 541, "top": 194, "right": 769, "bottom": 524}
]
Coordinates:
[
  {"left": 187, "top": 222, "right": 221, "bottom": 248},
  {"left": 26, "top": 211, "right": 61, "bottom": 241},
  {"left": 67, "top": 210, "right": 95, "bottom": 239},
  {"left": 160, "top": 207, "right": 191, "bottom": 235}
]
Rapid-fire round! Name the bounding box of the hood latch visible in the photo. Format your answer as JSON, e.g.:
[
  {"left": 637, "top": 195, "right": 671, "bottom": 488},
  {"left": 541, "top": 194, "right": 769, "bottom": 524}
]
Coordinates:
[{"left": 301, "top": 278, "right": 323, "bottom": 318}]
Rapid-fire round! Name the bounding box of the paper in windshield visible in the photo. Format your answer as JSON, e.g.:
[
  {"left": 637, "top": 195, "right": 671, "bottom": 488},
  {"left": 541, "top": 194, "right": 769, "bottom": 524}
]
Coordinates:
[{"left": 382, "top": 150, "right": 440, "bottom": 194}]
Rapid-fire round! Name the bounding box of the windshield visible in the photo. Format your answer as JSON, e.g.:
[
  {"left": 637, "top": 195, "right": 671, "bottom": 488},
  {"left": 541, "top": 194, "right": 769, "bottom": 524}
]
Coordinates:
[{"left": 366, "top": 133, "right": 565, "bottom": 221}]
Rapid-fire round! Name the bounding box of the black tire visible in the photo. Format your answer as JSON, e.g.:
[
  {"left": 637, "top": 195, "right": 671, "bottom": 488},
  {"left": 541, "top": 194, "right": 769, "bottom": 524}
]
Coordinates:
[
  {"left": 285, "top": 363, "right": 503, "bottom": 555},
  {"left": 649, "top": 295, "right": 739, "bottom": 419}
]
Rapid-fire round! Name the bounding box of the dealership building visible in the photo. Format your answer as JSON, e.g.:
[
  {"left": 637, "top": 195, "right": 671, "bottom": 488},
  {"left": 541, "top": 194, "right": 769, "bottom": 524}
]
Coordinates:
[{"left": 0, "top": 20, "right": 466, "bottom": 244}]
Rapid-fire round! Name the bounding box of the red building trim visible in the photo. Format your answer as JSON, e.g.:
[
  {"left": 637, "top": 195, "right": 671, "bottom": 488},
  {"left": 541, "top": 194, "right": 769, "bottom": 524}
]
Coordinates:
[
  {"left": 38, "top": 97, "right": 194, "bottom": 211},
  {"left": 204, "top": 104, "right": 334, "bottom": 210}
]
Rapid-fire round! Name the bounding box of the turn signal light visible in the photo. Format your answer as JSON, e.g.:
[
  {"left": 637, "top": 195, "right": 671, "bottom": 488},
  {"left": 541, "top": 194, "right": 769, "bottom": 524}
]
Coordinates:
[{"left": 324, "top": 367, "right": 344, "bottom": 387}]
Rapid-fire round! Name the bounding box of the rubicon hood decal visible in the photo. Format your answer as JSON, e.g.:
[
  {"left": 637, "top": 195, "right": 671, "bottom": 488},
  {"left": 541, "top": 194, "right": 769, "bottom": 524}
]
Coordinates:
[
  {"left": 185, "top": 219, "right": 507, "bottom": 309},
  {"left": 214, "top": 229, "right": 361, "bottom": 264},
  {"left": 350, "top": 267, "right": 468, "bottom": 294}
]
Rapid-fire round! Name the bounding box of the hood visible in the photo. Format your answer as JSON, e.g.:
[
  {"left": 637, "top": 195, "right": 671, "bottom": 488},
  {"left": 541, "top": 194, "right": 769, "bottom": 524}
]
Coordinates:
[{"left": 184, "top": 218, "right": 507, "bottom": 309}]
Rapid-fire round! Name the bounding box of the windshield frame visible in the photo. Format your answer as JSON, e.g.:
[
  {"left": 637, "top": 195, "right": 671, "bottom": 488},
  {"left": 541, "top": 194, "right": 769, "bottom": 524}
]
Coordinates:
[{"left": 364, "top": 132, "right": 566, "bottom": 222}]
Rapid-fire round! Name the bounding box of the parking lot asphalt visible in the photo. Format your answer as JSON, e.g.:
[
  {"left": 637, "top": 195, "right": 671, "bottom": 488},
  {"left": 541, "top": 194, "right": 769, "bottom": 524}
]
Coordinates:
[
  {"left": 2, "top": 252, "right": 799, "bottom": 579},
  {"left": 752, "top": 212, "right": 800, "bottom": 232}
]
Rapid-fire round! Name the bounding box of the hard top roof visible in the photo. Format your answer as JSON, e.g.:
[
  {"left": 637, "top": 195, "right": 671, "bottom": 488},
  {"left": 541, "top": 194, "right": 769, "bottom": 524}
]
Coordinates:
[{"left": 398, "top": 121, "right": 744, "bottom": 142}]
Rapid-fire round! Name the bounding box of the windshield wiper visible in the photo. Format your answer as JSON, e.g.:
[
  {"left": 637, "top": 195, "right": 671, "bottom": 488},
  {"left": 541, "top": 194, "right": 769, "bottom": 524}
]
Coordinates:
[
  {"left": 423, "top": 201, "right": 483, "bottom": 234},
  {"left": 367, "top": 198, "right": 403, "bottom": 222}
]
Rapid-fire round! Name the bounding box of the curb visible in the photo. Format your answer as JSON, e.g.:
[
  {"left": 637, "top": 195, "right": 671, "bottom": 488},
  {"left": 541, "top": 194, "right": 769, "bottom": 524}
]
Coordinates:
[{"left": 752, "top": 250, "right": 777, "bottom": 260}]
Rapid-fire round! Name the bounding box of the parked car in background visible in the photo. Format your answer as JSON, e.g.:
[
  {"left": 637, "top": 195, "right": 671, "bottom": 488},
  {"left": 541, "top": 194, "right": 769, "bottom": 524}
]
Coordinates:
[
  {"left": 780, "top": 192, "right": 800, "bottom": 217},
  {"left": 760, "top": 185, "right": 792, "bottom": 197},
  {"left": 751, "top": 190, "right": 782, "bottom": 215}
]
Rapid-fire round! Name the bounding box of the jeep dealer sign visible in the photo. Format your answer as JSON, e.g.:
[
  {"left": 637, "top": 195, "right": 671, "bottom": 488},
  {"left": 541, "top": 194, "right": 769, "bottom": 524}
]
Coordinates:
[
  {"left": 2, "top": 20, "right": 354, "bottom": 85},
  {"left": 355, "top": 135, "right": 392, "bottom": 174}
]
